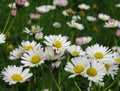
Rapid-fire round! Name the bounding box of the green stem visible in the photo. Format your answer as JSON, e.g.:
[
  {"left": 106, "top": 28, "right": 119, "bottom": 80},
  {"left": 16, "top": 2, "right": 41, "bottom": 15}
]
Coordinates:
[
  {"left": 2, "top": 12, "right": 11, "bottom": 33},
  {"left": 103, "top": 73, "right": 120, "bottom": 91},
  {"left": 74, "top": 81, "right": 82, "bottom": 91},
  {"left": 58, "top": 68, "right": 61, "bottom": 86},
  {"left": 48, "top": 66, "right": 61, "bottom": 91},
  {"left": 70, "top": 31, "right": 75, "bottom": 44},
  {"left": 6, "top": 17, "right": 16, "bottom": 32}
]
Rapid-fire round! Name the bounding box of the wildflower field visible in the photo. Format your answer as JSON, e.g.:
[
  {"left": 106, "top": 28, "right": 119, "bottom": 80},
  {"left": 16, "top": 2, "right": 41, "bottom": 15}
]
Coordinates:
[{"left": 1, "top": 0, "right": 120, "bottom": 91}]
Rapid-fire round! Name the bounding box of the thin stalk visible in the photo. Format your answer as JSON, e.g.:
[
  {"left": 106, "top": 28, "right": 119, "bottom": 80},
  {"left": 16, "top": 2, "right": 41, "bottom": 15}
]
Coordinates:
[
  {"left": 6, "top": 16, "right": 16, "bottom": 32},
  {"left": 48, "top": 66, "right": 61, "bottom": 91},
  {"left": 3, "top": 12, "right": 11, "bottom": 33},
  {"left": 74, "top": 81, "right": 82, "bottom": 91},
  {"left": 103, "top": 73, "right": 120, "bottom": 91},
  {"left": 70, "top": 31, "right": 75, "bottom": 44}
]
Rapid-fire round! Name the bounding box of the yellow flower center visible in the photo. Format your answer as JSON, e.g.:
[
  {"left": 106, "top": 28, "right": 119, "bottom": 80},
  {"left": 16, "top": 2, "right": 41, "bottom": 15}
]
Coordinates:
[
  {"left": 87, "top": 67, "right": 97, "bottom": 76},
  {"left": 31, "top": 55, "right": 41, "bottom": 64},
  {"left": 24, "top": 45, "right": 33, "bottom": 51},
  {"left": 79, "top": 10, "right": 85, "bottom": 16},
  {"left": 12, "top": 74, "right": 23, "bottom": 81},
  {"left": 68, "top": 8, "right": 74, "bottom": 13},
  {"left": 105, "top": 64, "right": 110, "bottom": 71},
  {"left": 65, "top": 13, "right": 69, "bottom": 16},
  {"left": 31, "top": 27, "right": 36, "bottom": 33},
  {"left": 72, "top": 23, "right": 78, "bottom": 28},
  {"left": 7, "top": 44, "right": 14, "bottom": 51},
  {"left": 71, "top": 51, "right": 79, "bottom": 56},
  {"left": 74, "top": 65, "right": 84, "bottom": 74},
  {"left": 92, "top": 4, "right": 97, "bottom": 9},
  {"left": 94, "top": 52, "right": 104, "bottom": 59},
  {"left": 53, "top": 40, "right": 62, "bottom": 48},
  {"left": 102, "top": 16, "right": 106, "bottom": 20},
  {"left": 115, "top": 58, "right": 120, "bottom": 64},
  {"left": 109, "top": 23, "right": 116, "bottom": 27}
]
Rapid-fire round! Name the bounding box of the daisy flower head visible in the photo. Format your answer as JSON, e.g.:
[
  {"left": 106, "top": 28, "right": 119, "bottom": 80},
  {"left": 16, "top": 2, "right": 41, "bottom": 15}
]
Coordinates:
[
  {"left": 78, "top": 3, "right": 90, "bottom": 10},
  {"left": 104, "top": 62, "right": 118, "bottom": 79},
  {"left": 113, "top": 52, "right": 120, "bottom": 64},
  {"left": 72, "top": 15, "right": 81, "bottom": 22},
  {"left": 67, "top": 21, "right": 84, "bottom": 30},
  {"left": 76, "top": 36, "right": 92, "bottom": 46},
  {"left": 44, "top": 47, "right": 54, "bottom": 60},
  {"left": 52, "top": 61, "right": 61, "bottom": 69},
  {"left": 8, "top": 3, "right": 16, "bottom": 9},
  {"left": 115, "top": 3, "right": 120, "bottom": 8},
  {"left": 67, "top": 45, "right": 85, "bottom": 57},
  {"left": 9, "top": 47, "right": 23, "bottom": 60},
  {"left": 36, "top": 5, "right": 56, "bottom": 13},
  {"left": 103, "top": 18, "right": 118, "bottom": 28},
  {"left": 53, "top": 22, "right": 61, "bottom": 28},
  {"left": 62, "top": 10, "right": 69, "bottom": 17},
  {"left": 112, "top": 46, "right": 120, "bottom": 52},
  {"left": 86, "top": 16, "right": 96, "bottom": 22},
  {"left": 15, "top": 0, "right": 29, "bottom": 7},
  {"left": 53, "top": 0, "right": 68, "bottom": 7},
  {"left": 85, "top": 60, "right": 106, "bottom": 86},
  {"left": 45, "top": 46, "right": 65, "bottom": 61},
  {"left": 29, "top": 13, "right": 41, "bottom": 20},
  {"left": 86, "top": 44, "right": 113, "bottom": 63},
  {"left": 20, "top": 40, "right": 42, "bottom": 52},
  {"left": 21, "top": 47, "right": 45, "bottom": 67},
  {"left": 0, "top": 33, "right": 6, "bottom": 44},
  {"left": 23, "top": 25, "right": 43, "bottom": 35},
  {"left": 98, "top": 13, "right": 110, "bottom": 21},
  {"left": 44, "top": 35, "right": 70, "bottom": 50},
  {"left": 64, "top": 56, "right": 89, "bottom": 78},
  {"left": 2, "top": 65, "right": 33, "bottom": 85}
]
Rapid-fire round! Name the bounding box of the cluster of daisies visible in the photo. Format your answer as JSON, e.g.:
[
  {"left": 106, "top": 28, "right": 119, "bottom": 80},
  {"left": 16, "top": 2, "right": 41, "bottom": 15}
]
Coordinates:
[
  {"left": 1, "top": 29, "right": 120, "bottom": 88},
  {"left": 0, "top": 1, "right": 120, "bottom": 91}
]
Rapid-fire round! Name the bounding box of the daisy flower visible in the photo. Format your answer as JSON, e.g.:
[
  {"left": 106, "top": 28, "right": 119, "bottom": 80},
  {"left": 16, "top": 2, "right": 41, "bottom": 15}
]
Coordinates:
[
  {"left": 78, "top": 3, "right": 90, "bottom": 10},
  {"left": 86, "top": 16, "right": 96, "bottom": 22},
  {"left": 21, "top": 47, "right": 45, "bottom": 67},
  {"left": 9, "top": 47, "right": 23, "bottom": 60},
  {"left": 0, "top": 33, "right": 6, "bottom": 44},
  {"left": 104, "top": 62, "right": 118, "bottom": 79},
  {"left": 103, "top": 18, "right": 118, "bottom": 28},
  {"left": 52, "top": 61, "right": 61, "bottom": 69},
  {"left": 62, "top": 8, "right": 75, "bottom": 17},
  {"left": 84, "top": 60, "right": 106, "bottom": 86},
  {"left": 53, "top": 22, "right": 61, "bottom": 28},
  {"left": 20, "top": 40, "right": 41, "bottom": 52},
  {"left": 112, "top": 46, "right": 120, "bottom": 52},
  {"left": 67, "top": 21, "right": 84, "bottom": 30},
  {"left": 72, "top": 15, "right": 81, "bottom": 22},
  {"left": 8, "top": 3, "right": 16, "bottom": 9},
  {"left": 98, "top": 13, "right": 110, "bottom": 21},
  {"left": 67, "top": 45, "right": 85, "bottom": 57},
  {"left": 23, "top": 25, "right": 43, "bottom": 35},
  {"left": 76, "top": 36, "right": 92, "bottom": 46},
  {"left": 64, "top": 56, "right": 89, "bottom": 78},
  {"left": 62, "top": 10, "right": 69, "bottom": 16},
  {"left": 53, "top": 0, "right": 68, "bottom": 7},
  {"left": 36, "top": 5, "right": 56, "bottom": 13},
  {"left": 44, "top": 47, "right": 55, "bottom": 60},
  {"left": 44, "top": 35, "right": 70, "bottom": 50},
  {"left": 45, "top": 47, "right": 65, "bottom": 61},
  {"left": 29, "top": 13, "right": 41, "bottom": 20},
  {"left": 86, "top": 44, "right": 113, "bottom": 62},
  {"left": 2, "top": 65, "right": 33, "bottom": 85},
  {"left": 113, "top": 52, "right": 120, "bottom": 64},
  {"left": 115, "top": 3, "right": 120, "bottom": 8}
]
